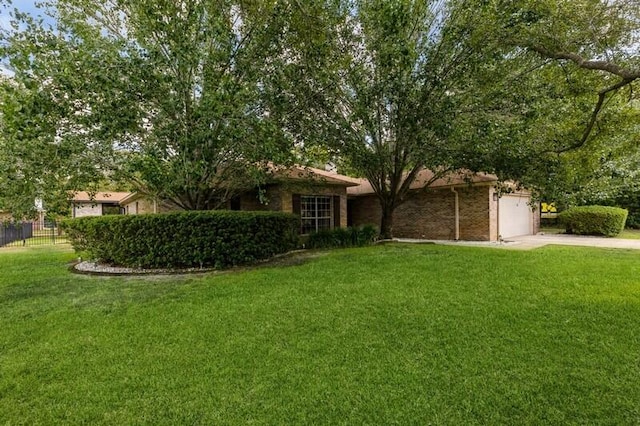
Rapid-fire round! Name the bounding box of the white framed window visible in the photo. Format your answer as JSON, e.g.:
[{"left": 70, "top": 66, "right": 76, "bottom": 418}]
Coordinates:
[{"left": 301, "top": 195, "right": 333, "bottom": 234}]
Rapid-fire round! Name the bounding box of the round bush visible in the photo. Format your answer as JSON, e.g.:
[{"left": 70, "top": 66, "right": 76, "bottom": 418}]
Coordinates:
[
  {"left": 61, "top": 211, "right": 299, "bottom": 269},
  {"left": 558, "top": 206, "right": 628, "bottom": 237}
]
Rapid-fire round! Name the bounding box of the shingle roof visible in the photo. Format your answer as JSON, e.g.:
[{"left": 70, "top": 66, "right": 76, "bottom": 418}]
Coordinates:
[
  {"left": 270, "top": 165, "right": 361, "bottom": 187},
  {"left": 346, "top": 170, "right": 498, "bottom": 196}
]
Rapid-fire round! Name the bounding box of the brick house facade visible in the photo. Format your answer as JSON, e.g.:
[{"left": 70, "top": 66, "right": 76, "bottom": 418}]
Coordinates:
[
  {"left": 85, "top": 167, "right": 537, "bottom": 241},
  {"left": 348, "top": 173, "right": 539, "bottom": 241},
  {"left": 232, "top": 183, "right": 350, "bottom": 231},
  {"left": 119, "top": 167, "right": 355, "bottom": 234},
  {"left": 349, "top": 185, "right": 499, "bottom": 240}
]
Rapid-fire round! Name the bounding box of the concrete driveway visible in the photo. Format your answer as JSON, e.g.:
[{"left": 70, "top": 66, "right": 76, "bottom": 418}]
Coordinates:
[
  {"left": 395, "top": 234, "right": 640, "bottom": 250},
  {"left": 505, "top": 233, "right": 640, "bottom": 250}
]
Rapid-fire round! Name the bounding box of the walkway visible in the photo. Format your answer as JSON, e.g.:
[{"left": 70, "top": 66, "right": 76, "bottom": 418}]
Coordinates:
[
  {"left": 394, "top": 234, "right": 640, "bottom": 251},
  {"left": 505, "top": 233, "right": 640, "bottom": 250}
]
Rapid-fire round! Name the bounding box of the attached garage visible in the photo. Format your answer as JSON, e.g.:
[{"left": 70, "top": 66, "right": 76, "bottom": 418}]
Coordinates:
[
  {"left": 348, "top": 170, "right": 540, "bottom": 241},
  {"left": 499, "top": 194, "right": 533, "bottom": 239}
]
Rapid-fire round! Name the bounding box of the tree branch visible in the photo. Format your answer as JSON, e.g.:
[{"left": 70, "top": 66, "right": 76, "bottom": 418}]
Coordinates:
[
  {"left": 551, "top": 78, "right": 632, "bottom": 153},
  {"left": 529, "top": 45, "right": 640, "bottom": 80},
  {"left": 530, "top": 45, "right": 640, "bottom": 153}
]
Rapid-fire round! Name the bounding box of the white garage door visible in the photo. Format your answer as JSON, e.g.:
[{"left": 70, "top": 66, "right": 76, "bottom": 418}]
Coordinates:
[{"left": 499, "top": 195, "right": 532, "bottom": 239}]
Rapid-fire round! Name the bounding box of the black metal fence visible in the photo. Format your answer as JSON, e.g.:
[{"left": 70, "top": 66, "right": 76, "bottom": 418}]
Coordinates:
[{"left": 0, "top": 221, "right": 64, "bottom": 247}]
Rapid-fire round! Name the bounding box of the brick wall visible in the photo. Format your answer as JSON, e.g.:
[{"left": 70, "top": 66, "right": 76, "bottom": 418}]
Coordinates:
[
  {"left": 239, "top": 184, "right": 348, "bottom": 228},
  {"left": 457, "top": 186, "right": 492, "bottom": 241},
  {"left": 350, "top": 185, "right": 495, "bottom": 241},
  {"left": 348, "top": 194, "right": 381, "bottom": 230},
  {"left": 239, "top": 188, "right": 275, "bottom": 211},
  {"left": 396, "top": 189, "right": 457, "bottom": 239}
]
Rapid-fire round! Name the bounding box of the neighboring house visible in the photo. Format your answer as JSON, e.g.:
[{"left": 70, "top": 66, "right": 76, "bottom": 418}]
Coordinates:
[
  {"left": 347, "top": 170, "right": 539, "bottom": 241},
  {"left": 70, "top": 192, "right": 131, "bottom": 218},
  {"left": 119, "top": 193, "right": 178, "bottom": 215}
]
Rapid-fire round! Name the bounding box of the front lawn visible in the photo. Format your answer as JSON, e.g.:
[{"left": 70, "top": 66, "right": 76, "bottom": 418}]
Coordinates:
[{"left": 1, "top": 244, "right": 639, "bottom": 424}]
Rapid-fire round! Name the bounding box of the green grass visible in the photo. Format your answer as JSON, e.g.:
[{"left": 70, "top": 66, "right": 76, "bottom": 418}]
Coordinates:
[{"left": 1, "top": 244, "right": 639, "bottom": 424}]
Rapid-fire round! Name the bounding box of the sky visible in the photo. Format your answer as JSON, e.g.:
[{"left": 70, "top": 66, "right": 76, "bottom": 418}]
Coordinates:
[
  {"left": 1, "top": 0, "right": 56, "bottom": 76},
  {"left": 0, "top": 0, "right": 56, "bottom": 32}
]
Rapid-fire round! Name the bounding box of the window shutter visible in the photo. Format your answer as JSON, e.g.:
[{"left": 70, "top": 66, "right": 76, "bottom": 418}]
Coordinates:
[
  {"left": 292, "top": 194, "right": 302, "bottom": 233},
  {"left": 292, "top": 194, "right": 301, "bottom": 215},
  {"left": 333, "top": 196, "right": 341, "bottom": 228}
]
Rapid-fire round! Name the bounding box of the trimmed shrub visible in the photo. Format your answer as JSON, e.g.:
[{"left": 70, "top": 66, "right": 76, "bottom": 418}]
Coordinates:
[
  {"left": 61, "top": 211, "right": 299, "bottom": 269},
  {"left": 558, "top": 206, "right": 628, "bottom": 237},
  {"left": 306, "top": 225, "right": 377, "bottom": 249}
]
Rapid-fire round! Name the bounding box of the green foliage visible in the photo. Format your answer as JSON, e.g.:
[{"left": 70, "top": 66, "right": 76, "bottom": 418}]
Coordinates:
[
  {"left": 61, "top": 211, "right": 299, "bottom": 268},
  {"left": 1, "top": 0, "right": 299, "bottom": 214},
  {"left": 278, "top": 0, "right": 516, "bottom": 238},
  {"left": 305, "top": 225, "right": 378, "bottom": 249},
  {"left": 3, "top": 0, "right": 640, "bottom": 228},
  {"left": 481, "top": 0, "right": 640, "bottom": 201},
  {"left": 626, "top": 211, "right": 640, "bottom": 229},
  {"left": 558, "top": 205, "right": 628, "bottom": 237}
]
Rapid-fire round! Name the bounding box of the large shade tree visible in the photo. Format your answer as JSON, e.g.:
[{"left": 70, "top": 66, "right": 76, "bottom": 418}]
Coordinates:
[
  {"left": 0, "top": 0, "right": 299, "bottom": 215},
  {"left": 277, "top": 0, "right": 510, "bottom": 238},
  {"left": 487, "top": 0, "right": 640, "bottom": 196},
  {"left": 278, "top": 0, "right": 640, "bottom": 238},
  {"left": 2, "top": 0, "right": 638, "bottom": 230}
]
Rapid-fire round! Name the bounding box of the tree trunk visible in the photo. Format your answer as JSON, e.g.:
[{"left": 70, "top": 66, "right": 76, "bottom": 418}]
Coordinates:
[{"left": 380, "top": 205, "right": 395, "bottom": 240}]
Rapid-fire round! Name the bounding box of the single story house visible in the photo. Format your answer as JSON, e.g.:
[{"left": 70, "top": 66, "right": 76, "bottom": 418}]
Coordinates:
[
  {"left": 119, "top": 166, "right": 358, "bottom": 234},
  {"left": 76, "top": 167, "right": 539, "bottom": 241},
  {"left": 70, "top": 191, "right": 130, "bottom": 218}
]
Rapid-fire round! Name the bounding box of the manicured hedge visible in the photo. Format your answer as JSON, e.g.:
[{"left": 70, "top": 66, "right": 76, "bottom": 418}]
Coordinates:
[
  {"left": 558, "top": 205, "right": 628, "bottom": 237},
  {"left": 61, "top": 211, "right": 299, "bottom": 269},
  {"left": 306, "top": 225, "right": 378, "bottom": 249}
]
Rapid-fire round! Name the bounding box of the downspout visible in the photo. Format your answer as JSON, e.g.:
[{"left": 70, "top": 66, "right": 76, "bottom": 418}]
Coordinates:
[
  {"left": 495, "top": 189, "right": 501, "bottom": 242},
  {"left": 451, "top": 187, "right": 460, "bottom": 241}
]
